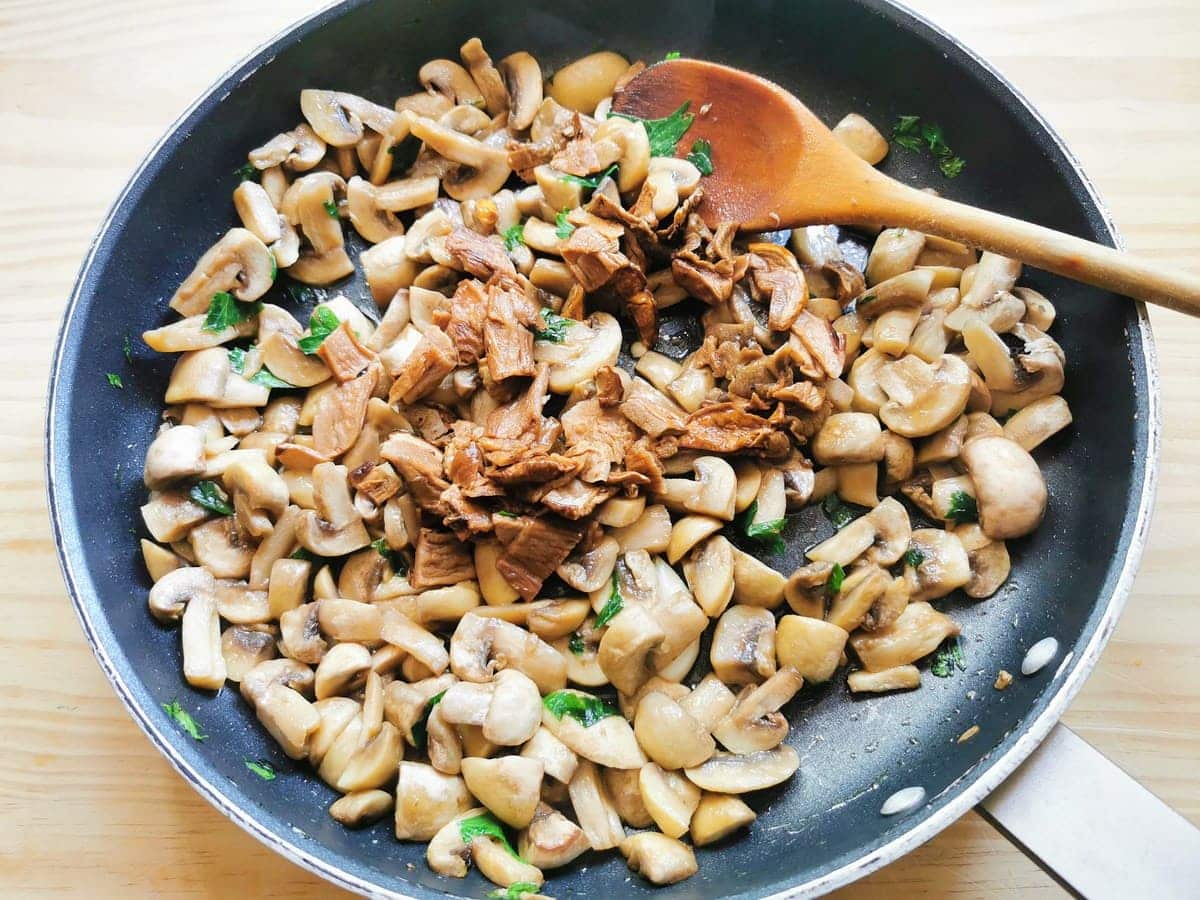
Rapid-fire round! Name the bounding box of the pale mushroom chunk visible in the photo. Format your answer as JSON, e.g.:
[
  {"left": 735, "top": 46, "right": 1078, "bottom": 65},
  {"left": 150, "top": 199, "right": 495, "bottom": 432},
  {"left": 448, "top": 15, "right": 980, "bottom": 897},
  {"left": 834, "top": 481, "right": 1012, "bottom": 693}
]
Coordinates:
[
  {"left": 620, "top": 832, "right": 698, "bottom": 886},
  {"left": 847, "top": 665, "right": 922, "bottom": 693},
  {"left": 776, "top": 615, "right": 849, "bottom": 683},
  {"left": 960, "top": 436, "right": 1048, "bottom": 539},
  {"left": 850, "top": 602, "right": 961, "bottom": 672}
]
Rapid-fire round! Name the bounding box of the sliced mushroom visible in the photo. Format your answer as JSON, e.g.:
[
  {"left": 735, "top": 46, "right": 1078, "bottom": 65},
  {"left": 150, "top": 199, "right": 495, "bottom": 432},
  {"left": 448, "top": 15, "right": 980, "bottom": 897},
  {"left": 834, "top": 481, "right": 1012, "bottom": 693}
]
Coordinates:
[
  {"left": 221, "top": 625, "right": 276, "bottom": 682},
  {"left": 407, "top": 115, "right": 511, "bottom": 201},
  {"left": 299, "top": 90, "right": 364, "bottom": 147},
  {"left": 240, "top": 658, "right": 314, "bottom": 708},
  {"left": 279, "top": 602, "right": 328, "bottom": 665},
  {"left": 521, "top": 726, "right": 578, "bottom": 785},
  {"left": 142, "top": 425, "right": 207, "bottom": 490},
  {"left": 180, "top": 589, "right": 225, "bottom": 690},
  {"left": 169, "top": 228, "right": 275, "bottom": 316},
  {"left": 330, "top": 789, "right": 394, "bottom": 829},
  {"left": 877, "top": 354, "right": 972, "bottom": 438},
  {"left": 532, "top": 311, "right": 622, "bottom": 394},
  {"left": 189, "top": 517, "right": 254, "bottom": 580},
  {"left": 567, "top": 760, "right": 625, "bottom": 851},
  {"left": 710, "top": 605, "right": 776, "bottom": 685},
  {"left": 256, "top": 681, "right": 320, "bottom": 759},
  {"left": 295, "top": 508, "right": 370, "bottom": 557},
  {"left": 620, "top": 831, "right": 698, "bottom": 886},
  {"left": 460, "top": 38, "right": 508, "bottom": 115},
  {"left": 518, "top": 802, "right": 590, "bottom": 869},
  {"left": 691, "top": 793, "right": 757, "bottom": 846},
  {"left": 597, "top": 601, "right": 665, "bottom": 696},
  {"left": 656, "top": 455, "right": 737, "bottom": 521},
  {"left": 1002, "top": 395, "right": 1072, "bottom": 452},
  {"left": 683, "top": 534, "right": 735, "bottom": 617},
  {"left": 483, "top": 669, "right": 543, "bottom": 746},
  {"left": 420, "top": 59, "right": 485, "bottom": 108},
  {"left": 449, "top": 613, "right": 567, "bottom": 694},
  {"left": 639, "top": 763, "right": 701, "bottom": 839},
  {"left": 395, "top": 762, "right": 474, "bottom": 841},
  {"left": 148, "top": 565, "right": 215, "bottom": 623},
  {"left": 557, "top": 536, "right": 619, "bottom": 592},
  {"left": 960, "top": 436, "right": 1047, "bottom": 539},
  {"left": 850, "top": 601, "right": 961, "bottom": 671},
  {"left": 711, "top": 666, "right": 804, "bottom": 753},
  {"left": 847, "top": 665, "right": 922, "bottom": 693},
  {"left": 611, "top": 503, "right": 672, "bottom": 554},
  {"left": 730, "top": 546, "right": 787, "bottom": 608},
  {"left": 953, "top": 522, "right": 1012, "bottom": 598},
  {"left": 683, "top": 745, "right": 800, "bottom": 793},
  {"left": 634, "top": 691, "right": 715, "bottom": 770},
  {"left": 776, "top": 615, "right": 849, "bottom": 683},
  {"left": 461, "top": 756, "right": 543, "bottom": 828},
  {"left": 346, "top": 175, "right": 406, "bottom": 243},
  {"left": 314, "top": 642, "right": 371, "bottom": 699},
  {"left": 542, "top": 690, "right": 647, "bottom": 769}
]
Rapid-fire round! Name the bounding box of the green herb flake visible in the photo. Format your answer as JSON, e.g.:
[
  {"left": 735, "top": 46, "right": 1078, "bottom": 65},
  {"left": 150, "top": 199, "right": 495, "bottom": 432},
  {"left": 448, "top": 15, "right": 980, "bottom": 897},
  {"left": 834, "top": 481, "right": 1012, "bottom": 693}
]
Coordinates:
[
  {"left": 891, "top": 115, "right": 966, "bottom": 179},
  {"left": 287, "top": 283, "right": 318, "bottom": 306},
  {"left": 248, "top": 367, "right": 294, "bottom": 389},
  {"left": 487, "top": 883, "right": 542, "bottom": 900},
  {"left": 289, "top": 547, "right": 315, "bottom": 561},
  {"left": 496, "top": 509, "right": 518, "bottom": 519},
  {"left": 370, "top": 536, "right": 406, "bottom": 575},
  {"left": 543, "top": 690, "right": 620, "bottom": 728},
  {"left": 411, "top": 690, "right": 446, "bottom": 750},
  {"left": 593, "top": 571, "right": 624, "bottom": 629},
  {"left": 904, "top": 548, "right": 926, "bottom": 569},
  {"left": 268, "top": 251, "right": 278, "bottom": 282},
  {"left": 202, "top": 291, "right": 261, "bottom": 333},
  {"left": 826, "top": 562, "right": 846, "bottom": 596},
  {"left": 122, "top": 335, "right": 133, "bottom": 364},
  {"left": 945, "top": 490, "right": 978, "bottom": 524},
  {"left": 736, "top": 500, "right": 786, "bottom": 554},
  {"left": 561, "top": 162, "right": 618, "bottom": 193},
  {"left": 821, "top": 494, "right": 863, "bottom": 529},
  {"left": 555, "top": 208, "right": 576, "bottom": 240},
  {"left": 189, "top": 480, "right": 234, "bottom": 516},
  {"left": 162, "top": 699, "right": 207, "bottom": 741},
  {"left": 686, "top": 138, "right": 713, "bottom": 175},
  {"left": 662, "top": 51, "right": 681, "bottom": 61},
  {"left": 533, "top": 307, "right": 572, "bottom": 344},
  {"left": 929, "top": 636, "right": 966, "bottom": 677},
  {"left": 612, "top": 100, "right": 694, "bottom": 157},
  {"left": 939, "top": 156, "right": 966, "bottom": 179},
  {"left": 458, "top": 811, "right": 523, "bottom": 860},
  {"left": 502, "top": 223, "right": 526, "bottom": 252},
  {"left": 323, "top": 198, "right": 339, "bottom": 218},
  {"left": 297, "top": 306, "right": 341, "bottom": 355},
  {"left": 235, "top": 162, "right": 258, "bottom": 182},
  {"left": 245, "top": 759, "right": 277, "bottom": 780},
  {"left": 893, "top": 133, "right": 924, "bottom": 152},
  {"left": 105, "top": 372, "right": 124, "bottom": 389},
  {"left": 568, "top": 633, "right": 585, "bottom": 656},
  {"left": 227, "top": 346, "right": 247, "bottom": 375}
]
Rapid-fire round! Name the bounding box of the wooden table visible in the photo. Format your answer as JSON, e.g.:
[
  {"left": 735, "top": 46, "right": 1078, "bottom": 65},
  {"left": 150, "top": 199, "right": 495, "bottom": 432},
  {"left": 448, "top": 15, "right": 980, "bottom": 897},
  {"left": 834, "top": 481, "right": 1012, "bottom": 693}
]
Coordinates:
[{"left": 3, "top": 0, "right": 1197, "bottom": 895}]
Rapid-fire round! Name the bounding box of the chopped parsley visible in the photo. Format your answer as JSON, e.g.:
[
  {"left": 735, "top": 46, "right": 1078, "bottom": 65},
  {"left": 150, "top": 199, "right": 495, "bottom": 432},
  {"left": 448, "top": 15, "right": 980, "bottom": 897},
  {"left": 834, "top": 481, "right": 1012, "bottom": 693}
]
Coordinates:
[
  {"left": 227, "top": 346, "right": 248, "bottom": 375},
  {"left": 162, "top": 699, "right": 206, "bottom": 741},
  {"left": 533, "top": 308, "right": 572, "bottom": 343},
  {"left": 287, "top": 283, "right": 318, "bottom": 306},
  {"left": 234, "top": 162, "right": 258, "bottom": 182},
  {"left": 612, "top": 100, "right": 694, "bottom": 157},
  {"left": 686, "top": 138, "right": 713, "bottom": 175},
  {"left": 458, "top": 811, "right": 523, "bottom": 860},
  {"left": 248, "top": 367, "right": 294, "bottom": 389},
  {"left": 411, "top": 690, "right": 446, "bottom": 750},
  {"left": 323, "top": 198, "right": 339, "bottom": 218},
  {"left": 488, "top": 883, "right": 541, "bottom": 900},
  {"left": 930, "top": 637, "right": 966, "bottom": 677},
  {"left": 105, "top": 372, "right": 124, "bottom": 389},
  {"left": 289, "top": 547, "right": 315, "bottom": 561},
  {"left": 568, "top": 632, "right": 585, "bottom": 656},
  {"left": 202, "top": 291, "right": 261, "bottom": 333},
  {"left": 543, "top": 690, "right": 621, "bottom": 728},
  {"left": 662, "top": 51, "right": 681, "bottom": 61},
  {"left": 496, "top": 509, "right": 518, "bottom": 519},
  {"left": 122, "top": 335, "right": 133, "bottom": 363},
  {"left": 189, "top": 480, "right": 234, "bottom": 516},
  {"left": 904, "top": 547, "right": 927, "bottom": 569},
  {"left": 502, "top": 223, "right": 525, "bottom": 252},
  {"left": 821, "top": 494, "right": 864, "bottom": 529},
  {"left": 297, "top": 306, "right": 341, "bottom": 355},
  {"left": 891, "top": 115, "right": 966, "bottom": 179},
  {"left": 593, "top": 571, "right": 624, "bottom": 628},
  {"left": 555, "top": 208, "right": 575, "bottom": 240},
  {"left": 245, "top": 759, "right": 277, "bottom": 780},
  {"left": 561, "top": 162, "right": 618, "bottom": 192},
  {"left": 735, "top": 500, "right": 786, "bottom": 554},
  {"left": 945, "top": 490, "right": 978, "bottom": 524},
  {"left": 826, "top": 562, "right": 846, "bottom": 596},
  {"left": 268, "top": 251, "right": 277, "bottom": 282},
  {"left": 371, "top": 536, "right": 406, "bottom": 575}
]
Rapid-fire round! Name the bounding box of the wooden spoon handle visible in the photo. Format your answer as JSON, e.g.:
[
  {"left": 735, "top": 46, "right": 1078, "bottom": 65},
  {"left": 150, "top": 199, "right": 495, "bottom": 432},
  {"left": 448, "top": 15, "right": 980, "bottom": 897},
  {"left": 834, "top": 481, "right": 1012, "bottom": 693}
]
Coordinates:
[{"left": 873, "top": 180, "right": 1200, "bottom": 315}]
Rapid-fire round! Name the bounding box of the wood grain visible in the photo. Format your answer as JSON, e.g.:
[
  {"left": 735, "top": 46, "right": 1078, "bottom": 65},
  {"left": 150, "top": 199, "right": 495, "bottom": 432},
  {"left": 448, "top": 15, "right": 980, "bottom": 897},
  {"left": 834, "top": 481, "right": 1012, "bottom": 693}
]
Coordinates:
[{"left": 1, "top": 0, "right": 1196, "bottom": 896}]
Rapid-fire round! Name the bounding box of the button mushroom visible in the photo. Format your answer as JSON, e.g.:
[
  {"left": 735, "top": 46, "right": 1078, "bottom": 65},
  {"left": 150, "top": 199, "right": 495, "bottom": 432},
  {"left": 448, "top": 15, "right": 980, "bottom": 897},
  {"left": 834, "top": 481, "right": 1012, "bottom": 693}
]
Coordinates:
[
  {"left": 419, "top": 58, "right": 486, "bottom": 108},
  {"left": 449, "top": 613, "right": 567, "bottom": 694},
  {"left": 567, "top": 760, "right": 625, "bottom": 851},
  {"left": 639, "top": 763, "right": 702, "bottom": 839},
  {"left": 960, "top": 436, "right": 1048, "bottom": 539},
  {"left": 903, "top": 528, "right": 971, "bottom": 602},
  {"left": 877, "top": 354, "right": 972, "bottom": 438},
  {"left": 710, "top": 605, "right": 776, "bottom": 685},
  {"left": 850, "top": 601, "right": 960, "bottom": 672},
  {"left": 597, "top": 602, "right": 665, "bottom": 696},
  {"left": 531, "top": 311, "right": 622, "bottom": 394},
  {"left": 776, "top": 615, "right": 849, "bottom": 683},
  {"left": 395, "top": 762, "right": 474, "bottom": 841},
  {"left": 256, "top": 681, "right": 320, "bottom": 759},
  {"left": 407, "top": 115, "right": 510, "bottom": 201},
  {"left": 542, "top": 689, "right": 646, "bottom": 770},
  {"left": 168, "top": 228, "right": 276, "bottom": 317},
  {"left": 655, "top": 455, "right": 737, "bottom": 521},
  {"left": 143, "top": 425, "right": 207, "bottom": 490},
  {"left": 518, "top": 802, "right": 590, "bottom": 869},
  {"left": 691, "top": 793, "right": 757, "bottom": 846},
  {"left": 180, "top": 588, "right": 226, "bottom": 690},
  {"left": 634, "top": 691, "right": 715, "bottom": 770},
  {"left": 329, "top": 789, "right": 394, "bottom": 829},
  {"left": 683, "top": 745, "right": 801, "bottom": 794},
  {"left": 683, "top": 534, "right": 735, "bottom": 618},
  {"left": 461, "top": 756, "right": 543, "bottom": 828},
  {"left": 712, "top": 666, "right": 804, "bottom": 754},
  {"left": 220, "top": 625, "right": 276, "bottom": 681},
  {"left": 520, "top": 726, "right": 578, "bottom": 785},
  {"left": 498, "top": 51, "right": 543, "bottom": 130},
  {"left": 148, "top": 565, "right": 215, "bottom": 623},
  {"left": 953, "top": 522, "right": 1012, "bottom": 599},
  {"left": 314, "top": 642, "right": 372, "bottom": 699},
  {"left": 620, "top": 831, "right": 698, "bottom": 886}
]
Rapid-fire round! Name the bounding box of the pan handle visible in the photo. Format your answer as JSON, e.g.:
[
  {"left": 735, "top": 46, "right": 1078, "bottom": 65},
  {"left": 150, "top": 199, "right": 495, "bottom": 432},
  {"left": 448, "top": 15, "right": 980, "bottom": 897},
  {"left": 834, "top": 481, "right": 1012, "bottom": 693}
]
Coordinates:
[{"left": 978, "top": 723, "right": 1200, "bottom": 898}]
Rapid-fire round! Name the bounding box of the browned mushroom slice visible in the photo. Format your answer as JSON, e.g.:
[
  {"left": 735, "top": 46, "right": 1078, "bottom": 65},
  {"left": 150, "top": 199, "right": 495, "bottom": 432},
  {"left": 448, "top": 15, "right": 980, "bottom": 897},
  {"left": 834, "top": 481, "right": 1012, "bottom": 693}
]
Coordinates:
[{"left": 169, "top": 228, "right": 275, "bottom": 316}]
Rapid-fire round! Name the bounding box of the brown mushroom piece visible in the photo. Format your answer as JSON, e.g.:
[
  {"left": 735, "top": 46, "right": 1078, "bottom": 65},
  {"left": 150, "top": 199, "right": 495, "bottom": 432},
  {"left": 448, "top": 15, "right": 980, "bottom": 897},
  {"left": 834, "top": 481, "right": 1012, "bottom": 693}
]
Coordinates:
[
  {"left": 621, "top": 832, "right": 699, "bottom": 886},
  {"left": 407, "top": 115, "right": 511, "bottom": 201},
  {"left": 314, "top": 642, "right": 372, "bottom": 699},
  {"left": 168, "top": 228, "right": 276, "bottom": 316},
  {"left": 904, "top": 528, "right": 971, "bottom": 602},
  {"left": 255, "top": 682, "right": 321, "bottom": 759},
  {"left": 1002, "top": 395, "right": 1072, "bottom": 451},
  {"left": 960, "top": 436, "right": 1048, "bottom": 540},
  {"left": 299, "top": 89, "right": 364, "bottom": 147},
  {"left": 811, "top": 412, "right": 886, "bottom": 466},
  {"left": 776, "top": 616, "right": 849, "bottom": 683},
  {"left": 557, "top": 536, "right": 619, "bottom": 593},
  {"left": 346, "top": 175, "right": 406, "bottom": 243}
]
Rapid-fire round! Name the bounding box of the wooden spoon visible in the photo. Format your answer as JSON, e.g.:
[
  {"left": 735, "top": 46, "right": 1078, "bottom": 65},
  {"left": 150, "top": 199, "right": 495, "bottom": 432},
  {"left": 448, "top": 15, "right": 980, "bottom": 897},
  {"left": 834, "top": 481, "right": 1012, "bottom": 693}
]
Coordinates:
[{"left": 612, "top": 59, "right": 1200, "bottom": 314}]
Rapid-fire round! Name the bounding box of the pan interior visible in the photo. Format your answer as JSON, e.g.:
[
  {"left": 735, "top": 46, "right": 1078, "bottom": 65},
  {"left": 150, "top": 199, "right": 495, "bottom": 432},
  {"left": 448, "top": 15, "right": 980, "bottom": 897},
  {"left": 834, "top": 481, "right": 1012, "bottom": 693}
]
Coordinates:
[{"left": 46, "top": 1, "right": 1154, "bottom": 897}]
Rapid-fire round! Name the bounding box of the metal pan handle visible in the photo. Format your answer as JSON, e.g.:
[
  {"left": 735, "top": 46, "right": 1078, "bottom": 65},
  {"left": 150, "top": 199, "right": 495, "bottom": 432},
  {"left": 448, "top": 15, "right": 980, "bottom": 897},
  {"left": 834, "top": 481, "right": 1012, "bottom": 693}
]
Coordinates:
[{"left": 979, "top": 723, "right": 1200, "bottom": 898}]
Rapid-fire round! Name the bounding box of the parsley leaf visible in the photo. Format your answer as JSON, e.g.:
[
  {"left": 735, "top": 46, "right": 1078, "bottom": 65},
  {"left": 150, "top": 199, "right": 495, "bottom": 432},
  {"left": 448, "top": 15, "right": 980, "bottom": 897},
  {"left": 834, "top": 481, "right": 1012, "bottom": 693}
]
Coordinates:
[
  {"left": 891, "top": 115, "right": 966, "bottom": 179},
  {"left": 904, "top": 548, "right": 926, "bottom": 569},
  {"left": 248, "top": 367, "right": 294, "bottom": 389},
  {"left": 227, "top": 346, "right": 247, "bottom": 375},
  {"left": 287, "top": 283, "right": 318, "bottom": 306},
  {"left": 593, "top": 571, "right": 624, "bottom": 628},
  {"left": 736, "top": 500, "right": 786, "bottom": 554},
  {"left": 686, "top": 138, "right": 713, "bottom": 175},
  {"left": 122, "top": 335, "right": 133, "bottom": 363},
  {"left": 297, "top": 306, "right": 341, "bottom": 355},
  {"left": 458, "top": 812, "right": 523, "bottom": 860},
  {"left": 568, "top": 633, "right": 585, "bottom": 656},
  {"left": 411, "top": 690, "right": 446, "bottom": 750},
  {"left": 939, "top": 156, "right": 966, "bottom": 178},
  {"left": 323, "top": 198, "right": 339, "bottom": 218},
  {"left": 162, "top": 699, "right": 206, "bottom": 741},
  {"left": 561, "top": 162, "right": 618, "bottom": 193},
  {"left": 245, "top": 759, "right": 277, "bottom": 780},
  {"left": 555, "top": 208, "right": 575, "bottom": 240},
  {"left": 930, "top": 636, "right": 965, "bottom": 677},
  {"left": 543, "top": 690, "right": 620, "bottom": 728},
  {"left": 612, "top": 100, "right": 694, "bottom": 157},
  {"left": 533, "top": 308, "right": 572, "bottom": 343},
  {"left": 189, "top": 480, "right": 234, "bottom": 516},
  {"left": 289, "top": 547, "right": 315, "bottom": 561},
  {"left": 945, "top": 490, "right": 979, "bottom": 524},
  {"left": 893, "top": 115, "right": 921, "bottom": 136},
  {"left": 203, "top": 291, "right": 260, "bottom": 333},
  {"left": 822, "top": 494, "right": 864, "bottom": 529},
  {"left": 502, "top": 223, "right": 525, "bottom": 252},
  {"left": 105, "top": 372, "right": 123, "bottom": 389},
  {"left": 496, "top": 509, "right": 518, "bottom": 519},
  {"left": 371, "top": 536, "right": 406, "bottom": 575},
  {"left": 826, "top": 562, "right": 846, "bottom": 595},
  {"left": 234, "top": 162, "right": 258, "bottom": 182},
  {"left": 893, "top": 133, "right": 925, "bottom": 152},
  {"left": 662, "top": 51, "right": 681, "bottom": 61},
  {"left": 488, "top": 883, "right": 542, "bottom": 900}
]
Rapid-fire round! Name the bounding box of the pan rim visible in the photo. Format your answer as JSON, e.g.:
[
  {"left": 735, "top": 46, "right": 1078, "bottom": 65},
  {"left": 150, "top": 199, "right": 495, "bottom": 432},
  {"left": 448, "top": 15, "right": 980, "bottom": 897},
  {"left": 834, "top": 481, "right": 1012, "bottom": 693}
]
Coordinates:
[{"left": 42, "top": 1, "right": 1161, "bottom": 897}]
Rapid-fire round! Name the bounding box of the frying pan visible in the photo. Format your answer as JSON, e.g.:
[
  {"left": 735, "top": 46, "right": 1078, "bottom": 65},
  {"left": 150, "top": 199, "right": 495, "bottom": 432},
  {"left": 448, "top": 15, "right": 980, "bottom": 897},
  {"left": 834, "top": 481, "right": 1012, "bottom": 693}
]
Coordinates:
[{"left": 43, "top": 0, "right": 1198, "bottom": 896}]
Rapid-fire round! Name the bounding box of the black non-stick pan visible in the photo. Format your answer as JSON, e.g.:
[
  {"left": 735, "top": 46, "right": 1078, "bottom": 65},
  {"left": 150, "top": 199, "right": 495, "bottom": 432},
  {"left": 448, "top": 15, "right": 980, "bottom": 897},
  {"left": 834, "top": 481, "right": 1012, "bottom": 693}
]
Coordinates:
[{"left": 45, "top": 0, "right": 1196, "bottom": 896}]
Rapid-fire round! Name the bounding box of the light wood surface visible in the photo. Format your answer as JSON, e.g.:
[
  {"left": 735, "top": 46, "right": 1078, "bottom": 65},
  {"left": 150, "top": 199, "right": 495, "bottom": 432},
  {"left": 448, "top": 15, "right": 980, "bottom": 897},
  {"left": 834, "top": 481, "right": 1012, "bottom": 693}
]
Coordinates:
[{"left": 1, "top": 0, "right": 1196, "bottom": 897}]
